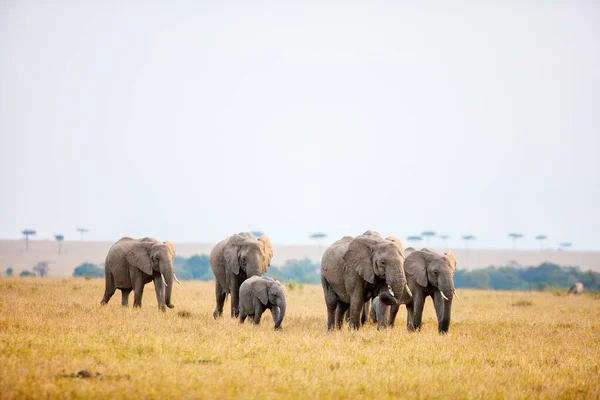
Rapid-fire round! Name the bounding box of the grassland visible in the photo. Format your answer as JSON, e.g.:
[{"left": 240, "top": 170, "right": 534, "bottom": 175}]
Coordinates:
[{"left": 1, "top": 278, "right": 599, "bottom": 399}]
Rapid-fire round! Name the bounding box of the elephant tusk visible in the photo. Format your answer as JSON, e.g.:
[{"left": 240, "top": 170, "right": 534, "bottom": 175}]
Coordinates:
[
  {"left": 161, "top": 274, "right": 168, "bottom": 287},
  {"left": 388, "top": 285, "right": 395, "bottom": 297},
  {"left": 173, "top": 274, "right": 181, "bottom": 285},
  {"left": 440, "top": 291, "right": 449, "bottom": 301},
  {"left": 405, "top": 284, "right": 413, "bottom": 298},
  {"left": 453, "top": 290, "right": 460, "bottom": 299}
]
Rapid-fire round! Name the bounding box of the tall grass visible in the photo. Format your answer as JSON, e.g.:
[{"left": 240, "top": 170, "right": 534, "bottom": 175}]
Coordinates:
[{"left": 1, "top": 278, "right": 599, "bottom": 399}]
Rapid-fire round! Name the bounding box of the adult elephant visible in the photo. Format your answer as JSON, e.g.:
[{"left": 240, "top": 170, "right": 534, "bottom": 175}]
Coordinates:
[
  {"left": 100, "top": 237, "right": 180, "bottom": 311},
  {"left": 390, "top": 248, "right": 458, "bottom": 333},
  {"left": 210, "top": 232, "right": 273, "bottom": 318},
  {"left": 321, "top": 232, "right": 411, "bottom": 330},
  {"left": 569, "top": 282, "right": 584, "bottom": 295}
]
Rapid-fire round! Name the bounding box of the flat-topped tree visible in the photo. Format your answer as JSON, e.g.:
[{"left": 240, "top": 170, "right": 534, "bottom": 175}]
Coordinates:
[
  {"left": 406, "top": 236, "right": 422, "bottom": 247},
  {"left": 55, "top": 234, "right": 64, "bottom": 254},
  {"left": 76, "top": 228, "right": 89, "bottom": 241},
  {"left": 508, "top": 233, "right": 524, "bottom": 251},
  {"left": 439, "top": 234, "right": 450, "bottom": 249},
  {"left": 421, "top": 231, "right": 436, "bottom": 247},
  {"left": 462, "top": 235, "right": 476, "bottom": 250},
  {"left": 310, "top": 232, "right": 327, "bottom": 256},
  {"left": 22, "top": 229, "right": 36, "bottom": 251},
  {"left": 535, "top": 235, "right": 547, "bottom": 251},
  {"left": 560, "top": 242, "right": 572, "bottom": 251},
  {"left": 251, "top": 231, "right": 264, "bottom": 238}
]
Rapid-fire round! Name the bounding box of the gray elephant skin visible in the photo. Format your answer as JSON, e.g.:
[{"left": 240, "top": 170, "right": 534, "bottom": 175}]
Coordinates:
[
  {"left": 239, "top": 276, "right": 287, "bottom": 329},
  {"left": 390, "top": 248, "right": 458, "bottom": 334},
  {"left": 210, "top": 232, "right": 273, "bottom": 319},
  {"left": 320, "top": 231, "right": 411, "bottom": 330},
  {"left": 569, "top": 282, "right": 584, "bottom": 295},
  {"left": 100, "top": 237, "right": 179, "bottom": 312}
]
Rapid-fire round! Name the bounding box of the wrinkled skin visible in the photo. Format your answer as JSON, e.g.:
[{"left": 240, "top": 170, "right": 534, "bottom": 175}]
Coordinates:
[
  {"left": 320, "top": 231, "right": 409, "bottom": 330},
  {"left": 210, "top": 232, "right": 273, "bottom": 319},
  {"left": 569, "top": 282, "right": 584, "bottom": 295},
  {"left": 390, "top": 248, "right": 457, "bottom": 334},
  {"left": 239, "top": 276, "right": 287, "bottom": 329},
  {"left": 100, "top": 237, "right": 177, "bottom": 312}
]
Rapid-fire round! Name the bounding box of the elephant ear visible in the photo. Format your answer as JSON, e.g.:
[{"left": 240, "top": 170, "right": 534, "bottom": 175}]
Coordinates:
[
  {"left": 343, "top": 236, "right": 377, "bottom": 284},
  {"left": 385, "top": 236, "right": 404, "bottom": 257},
  {"left": 404, "top": 251, "right": 428, "bottom": 287},
  {"left": 253, "top": 278, "right": 269, "bottom": 305},
  {"left": 126, "top": 242, "right": 153, "bottom": 276},
  {"left": 163, "top": 241, "right": 176, "bottom": 262},
  {"left": 444, "top": 251, "right": 457, "bottom": 273},
  {"left": 258, "top": 236, "right": 273, "bottom": 273},
  {"left": 224, "top": 235, "right": 243, "bottom": 275}
]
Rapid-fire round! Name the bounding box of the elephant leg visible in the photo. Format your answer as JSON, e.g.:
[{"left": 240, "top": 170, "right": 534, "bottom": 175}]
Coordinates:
[
  {"left": 348, "top": 291, "right": 364, "bottom": 329},
  {"left": 252, "top": 299, "right": 263, "bottom": 325},
  {"left": 406, "top": 303, "right": 415, "bottom": 331},
  {"left": 153, "top": 275, "right": 166, "bottom": 312},
  {"left": 335, "top": 302, "right": 350, "bottom": 330},
  {"left": 229, "top": 276, "right": 241, "bottom": 318},
  {"left": 133, "top": 281, "right": 145, "bottom": 308},
  {"left": 239, "top": 309, "right": 247, "bottom": 324},
  {"left": 389, "top": 304, "right": 400, "bottom": 328},
  {"left": 270, "top": 304, "right": 280, "bottom": 326},
  {"left": 121, "top": 288, "right": 132, "bottom": 307},
  {"left": 411, "top": 290, "right": 426, "bottom": 331},
  {"left": 361, "top": 301, "right": 370, "bottom": 326},
  {"left": 322, "top": 277, "right": 338, "bottom": 331},
  {"left": 213, "top": 281, "right": 227, "bottom": 319},
  {"left": 100, "top": 271, "right": 116, "bottom": 305}
]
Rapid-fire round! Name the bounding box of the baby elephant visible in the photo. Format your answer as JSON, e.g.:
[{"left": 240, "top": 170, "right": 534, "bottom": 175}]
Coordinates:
[
  {"left": 239, "top": 276, "right": 287, "bottom": 329},
  {"left": 370, "top": 291, "right": 398, "bottom": 330}
]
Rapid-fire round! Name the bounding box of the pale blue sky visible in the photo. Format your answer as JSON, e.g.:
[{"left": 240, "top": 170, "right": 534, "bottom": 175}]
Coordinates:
[{"left": 1, "top": 1, "right": 599, "bottom": 249}]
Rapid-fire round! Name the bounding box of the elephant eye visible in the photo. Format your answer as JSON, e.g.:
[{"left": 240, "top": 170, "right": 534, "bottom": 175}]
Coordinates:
[{"left": 380, "top": 260, "right": 386, "bottom": 265}]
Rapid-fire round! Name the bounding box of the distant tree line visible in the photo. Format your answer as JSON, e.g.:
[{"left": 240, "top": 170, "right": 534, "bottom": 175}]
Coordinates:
[
  {"left": 57, "top": 256, "right": 600, "bottom": 292},
  {"left": 455, "top": 263, "right": 600, "bottom": 291}
]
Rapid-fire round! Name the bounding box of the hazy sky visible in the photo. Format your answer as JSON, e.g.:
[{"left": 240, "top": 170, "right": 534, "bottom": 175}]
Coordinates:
[{"left": 1, "top": 1, "right": 599, "bottom": 250}]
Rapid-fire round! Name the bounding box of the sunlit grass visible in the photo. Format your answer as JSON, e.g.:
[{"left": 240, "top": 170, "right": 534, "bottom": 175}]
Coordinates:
[{"left": 1, "top": 278, "right": 599, "bottom": 399}]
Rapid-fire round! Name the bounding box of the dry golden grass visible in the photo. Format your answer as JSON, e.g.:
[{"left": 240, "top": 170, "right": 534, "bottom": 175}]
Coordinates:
[{"left": 1, "top": 278, "right": 599, "bottom": 399}]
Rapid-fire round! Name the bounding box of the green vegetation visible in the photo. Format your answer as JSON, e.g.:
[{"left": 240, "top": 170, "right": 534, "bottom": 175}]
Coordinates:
[
  {"left": 19, "top": 270, "right": 34, "bottom": 277},
  {"left": 5, "top": 268, "right": 13, "bottom": 277},
  {"left": 72, "top": 263, "right": 104, "bottom": 278},
  {"left": 267, "top": 258, "right": 321, "bottom": 284},
  {"left": 455, "top": 262, "right": 600, "bottom": 291},
  {"left": 173, "top": 255, "right": 213, "bottom": 280}
]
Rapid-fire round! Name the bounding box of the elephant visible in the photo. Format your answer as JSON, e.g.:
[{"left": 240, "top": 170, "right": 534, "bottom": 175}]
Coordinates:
[
  {"left": 389, "top": 248, "right": 458, "bottom": 333},
  {"left": 569, "top": 282, "right": 584, "bottom": 295},
  {"left": 320, "top": 231, "right": 412, "bottom": 330},
  {"left": 239, "top": 275, "right": 287, "bottom": 329},
  {"left": 100, "top": 237, "right": 180, "bottom": 312},
  {"left": 369, "top": 291, "right": 398, "bottom": 330},
  {"left": 210, "top": 232, "right": 273, "bottom": 319}
]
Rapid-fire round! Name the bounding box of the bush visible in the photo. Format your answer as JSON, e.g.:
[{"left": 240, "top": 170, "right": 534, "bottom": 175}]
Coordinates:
[
  {"left": 267, "top": 258, "right": 320, "bottom": 284},
  {"left": 19, "top": 270, "right": 35, "bottom": 277},
  {"left": 73, "top": 263, "right": 104, "bottom": 278}
]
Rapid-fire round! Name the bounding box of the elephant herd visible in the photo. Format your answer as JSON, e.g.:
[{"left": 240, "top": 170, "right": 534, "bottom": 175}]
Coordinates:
[{"left": 100, "top": 231, "right": 459, "bottom": 333}]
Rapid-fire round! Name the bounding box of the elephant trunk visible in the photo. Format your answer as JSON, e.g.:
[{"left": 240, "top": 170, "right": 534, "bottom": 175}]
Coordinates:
[
  {"left": 160, "top": 260, "right": 175, "bottom": 308},
  {"left": 438, "top": 278, "right": 455, "bottom": 333},
  {"left": 387, "top": 267, "right": 408, "bottom": 304},
  {"left": 274, "top": 297, "right": 286, "bottom": 330}
]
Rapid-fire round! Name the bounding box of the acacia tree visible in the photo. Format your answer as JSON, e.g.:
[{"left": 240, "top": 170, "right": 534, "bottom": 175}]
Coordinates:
[
  {"left": 406, "top": 236, "right": 422, "bottom": 248},
  {"left": 76, "top": 228, "right": 89, "bottom": 241},
  {"left": 462, "top": 235, "right": 476, "bottom": 250},
  {"left": 421, "top": 231, "right": 436, "bottom": 247},
  {"left": 310, "top": 232, "right": 327, "bottom": 257},
  {"left": 508, "top": 233, "right": 524, "bottom": 251},
  {"left": 560, "top": 242, "right": 572, "bottom": 251},
  {"left": 22, "top": 229, "right": 36, "bottom": 251},
  {"left": 439, "top": 234, "right": 450, "bottom": 249},
  {"left": 55, "top": 234, "right": 64, "bottom": 254},
  {"left": 535, "top": 234, "right": 547, "bottom": 251},
  {"left": 251, "top": 231, "right": 264, "bottom": 238}
]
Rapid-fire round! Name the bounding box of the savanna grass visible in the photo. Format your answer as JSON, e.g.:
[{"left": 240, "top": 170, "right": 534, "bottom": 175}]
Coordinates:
[{"left": 1, "top": 278, "right": 599, "bottom": 399}]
